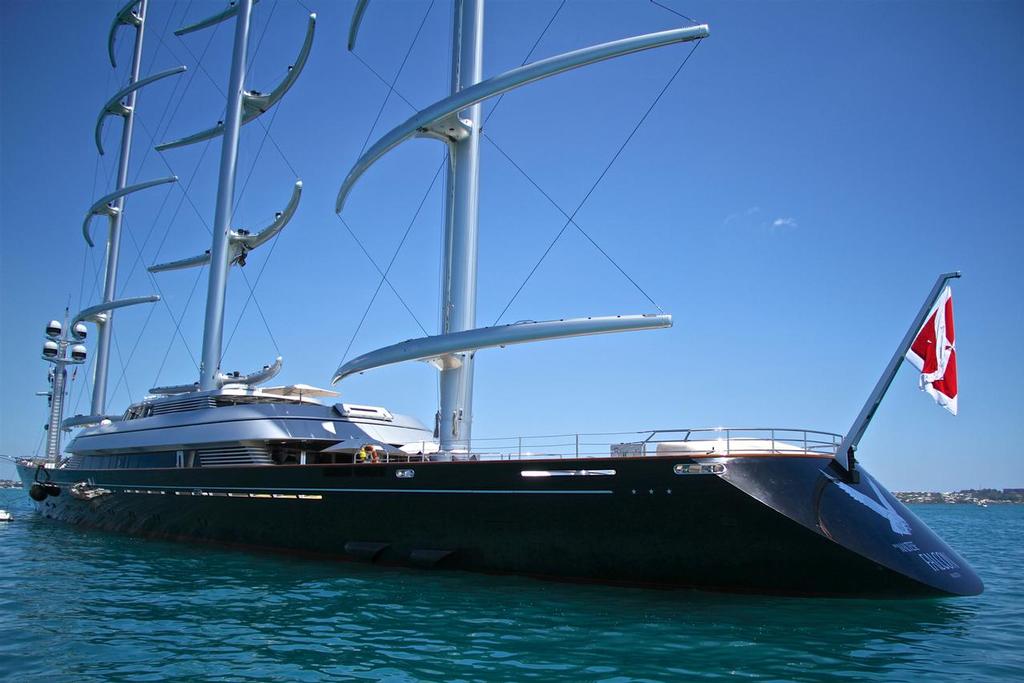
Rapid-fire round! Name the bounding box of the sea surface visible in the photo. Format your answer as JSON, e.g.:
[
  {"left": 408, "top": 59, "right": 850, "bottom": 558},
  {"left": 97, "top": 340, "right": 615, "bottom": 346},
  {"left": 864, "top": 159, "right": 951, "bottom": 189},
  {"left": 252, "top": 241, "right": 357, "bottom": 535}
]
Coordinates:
[{"left": 0, "top": 490, "right": 1021, "bottom": 682}]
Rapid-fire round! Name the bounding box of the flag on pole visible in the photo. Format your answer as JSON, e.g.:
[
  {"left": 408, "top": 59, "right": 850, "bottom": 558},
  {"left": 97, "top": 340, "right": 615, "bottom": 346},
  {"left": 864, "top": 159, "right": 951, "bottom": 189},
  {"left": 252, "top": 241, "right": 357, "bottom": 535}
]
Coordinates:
[{"left": 905, "top": 285, "right": 957, "bottom": 415}]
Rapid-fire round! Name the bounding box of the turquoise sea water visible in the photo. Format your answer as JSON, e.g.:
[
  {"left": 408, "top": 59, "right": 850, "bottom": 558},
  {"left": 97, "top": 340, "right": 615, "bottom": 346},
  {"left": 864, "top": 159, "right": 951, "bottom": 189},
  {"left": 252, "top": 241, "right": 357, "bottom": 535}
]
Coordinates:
[{"left": 0, "top": 490, "right": 1021, "bottom": 682}]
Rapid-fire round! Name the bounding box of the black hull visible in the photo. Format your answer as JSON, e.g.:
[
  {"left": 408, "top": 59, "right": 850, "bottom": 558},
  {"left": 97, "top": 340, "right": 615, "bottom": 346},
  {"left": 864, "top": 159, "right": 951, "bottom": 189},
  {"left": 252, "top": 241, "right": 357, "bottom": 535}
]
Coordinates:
[{"left": 17, "top": 455, "right": 982, "bottom": 597}]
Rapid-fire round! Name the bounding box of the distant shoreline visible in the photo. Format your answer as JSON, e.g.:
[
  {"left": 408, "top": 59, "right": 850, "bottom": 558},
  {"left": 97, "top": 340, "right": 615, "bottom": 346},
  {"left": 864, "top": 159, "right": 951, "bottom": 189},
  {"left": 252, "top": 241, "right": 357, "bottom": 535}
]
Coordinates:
[{"left": 895, "top": 489, "right": 1024, "bottom": 505}]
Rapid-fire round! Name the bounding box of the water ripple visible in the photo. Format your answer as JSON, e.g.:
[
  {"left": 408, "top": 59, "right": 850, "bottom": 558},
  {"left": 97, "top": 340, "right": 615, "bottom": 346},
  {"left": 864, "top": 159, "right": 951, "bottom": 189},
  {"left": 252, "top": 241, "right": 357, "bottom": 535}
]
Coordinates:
[{"left": 1, "top": 492, "right": 1021, "bottom": 682}]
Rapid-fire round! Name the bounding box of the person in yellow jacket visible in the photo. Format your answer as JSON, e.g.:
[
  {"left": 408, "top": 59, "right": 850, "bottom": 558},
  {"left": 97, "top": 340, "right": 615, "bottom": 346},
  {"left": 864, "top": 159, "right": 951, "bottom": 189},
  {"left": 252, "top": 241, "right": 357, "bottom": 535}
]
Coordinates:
[{"left": 357, "top": 444, "right": 381, "bottom": 463}]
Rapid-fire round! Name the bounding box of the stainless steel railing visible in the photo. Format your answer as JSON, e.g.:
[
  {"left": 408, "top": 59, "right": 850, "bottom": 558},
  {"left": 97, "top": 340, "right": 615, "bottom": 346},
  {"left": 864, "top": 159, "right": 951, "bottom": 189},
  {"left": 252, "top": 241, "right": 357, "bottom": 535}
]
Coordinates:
[{"left": 392, "top": 427, "right": 841, "bottom": 462}]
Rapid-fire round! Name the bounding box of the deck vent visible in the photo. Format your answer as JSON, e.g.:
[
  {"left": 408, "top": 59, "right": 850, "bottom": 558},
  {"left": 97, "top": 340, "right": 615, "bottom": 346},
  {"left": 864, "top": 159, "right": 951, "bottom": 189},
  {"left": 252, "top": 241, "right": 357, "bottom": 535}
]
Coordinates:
[
  {"left": 150, "top": 395, "right": 217, "bottom": 415},
  {"left": 196, "top": 445, "right": 272, "bottom": 467}
]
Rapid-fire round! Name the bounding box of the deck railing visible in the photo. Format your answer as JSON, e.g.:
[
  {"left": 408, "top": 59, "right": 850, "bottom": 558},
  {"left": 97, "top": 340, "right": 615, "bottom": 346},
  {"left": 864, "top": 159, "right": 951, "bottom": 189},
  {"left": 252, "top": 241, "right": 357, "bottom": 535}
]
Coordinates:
[{"left": 396, "top": 427, "right": 842, "bottom": 462}]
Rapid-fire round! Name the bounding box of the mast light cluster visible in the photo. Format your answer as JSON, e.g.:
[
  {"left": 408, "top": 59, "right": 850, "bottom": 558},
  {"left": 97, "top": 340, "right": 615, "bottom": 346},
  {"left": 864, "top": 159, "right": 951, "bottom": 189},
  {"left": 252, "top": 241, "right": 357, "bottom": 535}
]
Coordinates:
[{"left": 40, "top": 316, "right": 89, "bottom": 461}]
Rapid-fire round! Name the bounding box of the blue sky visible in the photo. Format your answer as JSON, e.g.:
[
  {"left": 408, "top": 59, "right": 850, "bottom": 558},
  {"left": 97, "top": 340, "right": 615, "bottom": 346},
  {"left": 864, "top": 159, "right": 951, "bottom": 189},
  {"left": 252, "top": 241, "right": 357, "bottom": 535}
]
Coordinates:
[{"left": 1, "top": 0, "right": 1021, "bottom": 490}]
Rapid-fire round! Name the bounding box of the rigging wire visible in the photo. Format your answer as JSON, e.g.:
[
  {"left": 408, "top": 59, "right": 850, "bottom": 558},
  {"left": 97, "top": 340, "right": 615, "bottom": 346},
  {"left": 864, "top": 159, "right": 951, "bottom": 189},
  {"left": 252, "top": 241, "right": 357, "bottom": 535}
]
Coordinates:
[
  {"left": 482, "top": 132, "right": 662, "bottom": 313},
  {"left": 222, "top": 232, "right": 283, "bottom": 355},
  {"left": 356, "top": 0, "right": 437, "bottom": 158},
  {"left": 349, "top": 52, "right": 419, "bottom": 111},
  {"left": 338, "top": 0, "right": 565, "bottom": 355},
  {"left": 648, "top": 0, "right": 697, "bottom": 24},
  {"left": 483, "top": 0, "right": 566, "bottom": 125},
  {"left": 336, "top": 210, "right": 436, "bottom": 335},
  {"left": 336, "top": 160, "right": 447, "bottom": 367},
  {"left": 232, "top": 92, "right": 286, "bottom": 215},
  {"left": 133, "top": 3, "right": 223, "bottom": 190},
  {"left": 111, "top": 330, "right": 134, "bottom": 404},
  {"left": 245, "top": 0, "right": 279, "bottom": 84},
  {"left": 122, "top": 212, "right": 204, "bottom": 371},
  {"left": 345, "top": 10, "right": 671, "bottom": 327},
  {"left": 491, "top": 39, "right": 702, "bottom": 325},
  {"left": 108, "top": 282, "right": 159, "bottom": 400},
  {"left": 237, "top": 267, "right": 282, "bottom": 355},
  {"left": 221, "top": 106, "right": 290, "bottom": 358},
  {"left": 151, "top": 264, "right": 208, "bottom": 388},
  {"left": 332, "top": 2, "right": 461, "bottom": 368},
  {"left": 220, "top": 100, "right": 291, "bottom": 358},
  {"left": 112, "top": 9, "right": 224, "bottom": 298},
  {"left": 79, "top": 34, "right": 122, "bottom": 315},
  {"left": 120, "top": 1, "right": 291, "bottom": 385},
  {"left": 141, "top": 0, "right": 183, "bottom": 76}
]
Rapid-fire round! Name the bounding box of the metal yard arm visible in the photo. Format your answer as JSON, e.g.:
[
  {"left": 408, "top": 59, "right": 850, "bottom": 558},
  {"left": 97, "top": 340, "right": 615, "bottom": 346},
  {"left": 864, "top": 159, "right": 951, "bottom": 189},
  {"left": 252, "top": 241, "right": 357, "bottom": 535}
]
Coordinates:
[
  {"left": 148, "top": 180, "right": 302, "bottom": 273},
  {"left": 151, "top": 356, "right": 283, "bottom": 395},
  {"left": 347, "top": 0, "right": 370, "bottom": 51},
  {"left": 335, "top": 23, "right": 709, "bottom": 212},
  {"left": 156, "top": 14, "right": 316, "bottom": 151},
  {"left": 72, "top": 295, "right": 160, "bottom": 328},
  {"left": 333, "top": 314, "right": 672, "bottom": 383},
  {"left": 82, "top": 176, "right": 177, "bottom": 247},
  {"left": 95, "top": 65, "right": 186, "bottom": 154},
  {"left": 107, "top": 0, "right": 142, "bottom": 67}
]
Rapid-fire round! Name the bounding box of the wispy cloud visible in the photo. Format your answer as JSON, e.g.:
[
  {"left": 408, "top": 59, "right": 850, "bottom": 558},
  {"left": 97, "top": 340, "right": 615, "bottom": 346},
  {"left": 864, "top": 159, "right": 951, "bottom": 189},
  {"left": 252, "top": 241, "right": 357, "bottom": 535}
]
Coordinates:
[
  {"left": 723, "top": 207, "right": 799, "bottom": 232},
  {"left": 771, "top": 217, "right": 798, "bottom": 229},
  {"left": 723, "top": 206, "right": 760, "bottom": 226}
]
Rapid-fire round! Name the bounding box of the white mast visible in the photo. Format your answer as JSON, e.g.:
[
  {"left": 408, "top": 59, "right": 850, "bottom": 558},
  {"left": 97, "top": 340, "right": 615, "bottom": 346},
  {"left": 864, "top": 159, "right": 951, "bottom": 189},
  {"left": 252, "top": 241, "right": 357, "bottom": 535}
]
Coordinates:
[
  {"left": 334, "top": 3, "right": 707, "bottom": 453},
  {"left": 92, "top": 0, "right": 149, "bottom": 415},
  {"left": 148, "top": 3, "right": 316, "bottom": 395},
  {"left": 75, "top": 0, "right": 185, "bottom": 423},
  {"left": 437, "top": 0, "right": 485, "bottom": 453},
  {"left": 199, "top": 0, "right": 254, "bottom": 391}
]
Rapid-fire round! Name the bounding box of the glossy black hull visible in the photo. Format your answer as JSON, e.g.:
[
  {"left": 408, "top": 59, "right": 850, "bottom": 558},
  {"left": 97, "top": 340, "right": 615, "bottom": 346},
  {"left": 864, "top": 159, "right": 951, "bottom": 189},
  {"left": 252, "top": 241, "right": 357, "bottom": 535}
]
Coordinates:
[{"left": 17, "top": 454, "right": 983, "bottom": 597}]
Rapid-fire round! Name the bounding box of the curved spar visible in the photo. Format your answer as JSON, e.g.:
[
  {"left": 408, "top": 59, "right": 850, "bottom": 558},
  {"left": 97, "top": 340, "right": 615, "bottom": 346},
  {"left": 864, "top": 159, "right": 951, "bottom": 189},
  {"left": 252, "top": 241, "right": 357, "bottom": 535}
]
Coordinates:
[{"left": 335, "top": 23, "right": 708, "bottom": 212}]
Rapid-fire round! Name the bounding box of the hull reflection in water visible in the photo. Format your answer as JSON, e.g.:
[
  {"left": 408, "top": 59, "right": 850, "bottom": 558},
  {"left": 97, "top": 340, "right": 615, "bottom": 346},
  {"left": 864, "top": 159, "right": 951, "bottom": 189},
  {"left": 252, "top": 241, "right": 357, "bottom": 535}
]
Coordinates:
[{"left": 17, "top": 452, "right": 982, "bottom": 597}]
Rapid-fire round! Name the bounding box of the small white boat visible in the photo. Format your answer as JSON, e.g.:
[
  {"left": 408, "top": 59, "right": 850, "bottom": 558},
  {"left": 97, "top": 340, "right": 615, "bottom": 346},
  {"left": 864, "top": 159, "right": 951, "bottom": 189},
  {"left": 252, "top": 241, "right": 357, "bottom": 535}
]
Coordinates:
[{"left": 0, "top": 510, "right": 12, "bottom": 522}]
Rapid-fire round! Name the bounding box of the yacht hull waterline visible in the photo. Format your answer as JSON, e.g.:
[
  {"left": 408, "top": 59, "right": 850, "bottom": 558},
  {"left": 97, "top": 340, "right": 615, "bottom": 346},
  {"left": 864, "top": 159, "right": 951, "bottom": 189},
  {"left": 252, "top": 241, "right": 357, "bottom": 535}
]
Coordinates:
[{"left": 17, "top": 454, "right": 982, "bottom": 597}]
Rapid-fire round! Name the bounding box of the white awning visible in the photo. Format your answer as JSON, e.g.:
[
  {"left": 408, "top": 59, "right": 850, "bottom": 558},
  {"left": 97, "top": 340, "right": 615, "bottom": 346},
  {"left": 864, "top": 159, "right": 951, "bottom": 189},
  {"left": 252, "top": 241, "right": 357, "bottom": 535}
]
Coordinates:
[{"left": 259, "top": 384, "right": 340, "bottom": 398}]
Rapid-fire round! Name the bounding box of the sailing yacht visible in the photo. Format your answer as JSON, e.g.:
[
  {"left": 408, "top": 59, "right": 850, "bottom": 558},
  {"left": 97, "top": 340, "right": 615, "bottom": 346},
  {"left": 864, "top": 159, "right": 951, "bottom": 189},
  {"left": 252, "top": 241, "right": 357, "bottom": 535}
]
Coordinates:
[{"left": 16, "top": 0, "right": 982, "bottom": 597}]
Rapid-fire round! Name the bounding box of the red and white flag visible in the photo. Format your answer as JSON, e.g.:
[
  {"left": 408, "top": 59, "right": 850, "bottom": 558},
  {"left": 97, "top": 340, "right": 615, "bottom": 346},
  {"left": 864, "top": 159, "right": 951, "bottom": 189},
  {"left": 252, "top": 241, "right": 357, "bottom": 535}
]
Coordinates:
[{"left": 906, "top": 286, "right": 957, "bottom": 415}]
